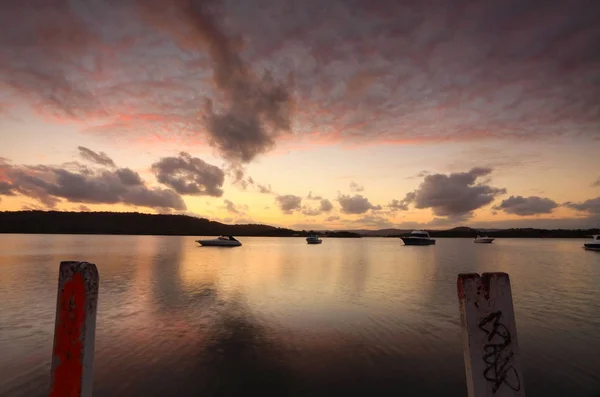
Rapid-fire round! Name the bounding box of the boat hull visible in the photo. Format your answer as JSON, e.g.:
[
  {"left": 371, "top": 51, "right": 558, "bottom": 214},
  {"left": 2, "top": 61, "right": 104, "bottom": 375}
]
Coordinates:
[
  {"left": 196, "top": 240, "right": 241, "bottom": 247},
  {"left": 401, "top": 237, "right": 436, "bottom": 246},
  {"left": 307, "top": 240, "right": 322, "bottom": 244},
  {"left": 474, "top": 239, "right": 495, "bottom": 244},
  {"left": 584, "top": 244, "right": 600, "bottom": 251}
]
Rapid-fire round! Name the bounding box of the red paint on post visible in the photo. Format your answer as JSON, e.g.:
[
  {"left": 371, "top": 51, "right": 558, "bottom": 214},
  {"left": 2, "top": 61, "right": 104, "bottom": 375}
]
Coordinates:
[
  {"left": 50, "top": 272, "right": 85, "bottom": 397},
  {"left": 50, "top": 262, "right": 99, "bottom": 397}
]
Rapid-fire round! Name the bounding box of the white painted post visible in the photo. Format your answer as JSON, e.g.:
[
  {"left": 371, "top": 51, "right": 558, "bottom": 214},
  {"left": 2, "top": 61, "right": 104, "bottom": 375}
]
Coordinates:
[
  {"left": 457, "top": 273, "right": 525, "bottom": 397},
  {"left": 49, "top": 261, "right": 99, "bottom": 397}
]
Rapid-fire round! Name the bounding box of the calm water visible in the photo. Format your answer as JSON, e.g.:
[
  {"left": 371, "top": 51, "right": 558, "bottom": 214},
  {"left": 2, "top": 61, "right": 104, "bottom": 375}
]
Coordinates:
[{"left": 1, "top": 235, "right": 599, "bottom": 396}]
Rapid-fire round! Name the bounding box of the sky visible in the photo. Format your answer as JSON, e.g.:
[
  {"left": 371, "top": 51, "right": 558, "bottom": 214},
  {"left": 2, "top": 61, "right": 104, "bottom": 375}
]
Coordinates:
[{"left": 1, "top": 0, "right": 600, "bottom": 230}]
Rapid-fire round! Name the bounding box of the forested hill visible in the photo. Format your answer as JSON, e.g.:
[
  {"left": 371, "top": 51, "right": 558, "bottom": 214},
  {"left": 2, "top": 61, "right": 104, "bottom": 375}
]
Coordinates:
[{"left": 0, "top": 211, "right": 297, "bottom": 236}]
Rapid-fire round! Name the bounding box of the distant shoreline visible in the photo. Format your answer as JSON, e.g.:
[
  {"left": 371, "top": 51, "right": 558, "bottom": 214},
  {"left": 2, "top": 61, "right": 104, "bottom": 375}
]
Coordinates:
[
  {"left": 0, "top": 211, "right": 597, "bottom": 238},
  {"left": 0, "top": 232, "right": 594, "bottom": 239}
]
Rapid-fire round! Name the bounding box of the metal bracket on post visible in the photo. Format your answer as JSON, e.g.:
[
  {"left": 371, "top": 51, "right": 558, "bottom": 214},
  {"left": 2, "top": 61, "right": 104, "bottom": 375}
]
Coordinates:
[
  {"left": 457, "top": 273, "right": 525, "bottom": 397},
  {"left": 49, "top": 261, "right": 99, "bottom": 397}
]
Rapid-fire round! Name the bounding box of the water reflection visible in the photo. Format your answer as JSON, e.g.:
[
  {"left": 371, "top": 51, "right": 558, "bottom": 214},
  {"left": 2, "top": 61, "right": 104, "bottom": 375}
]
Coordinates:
[
  {"left": 1, "top": 236, "right": 599, "bottom": 396},
  {"left": 149, "top": 236, "right": 184, "bottom": 311}
]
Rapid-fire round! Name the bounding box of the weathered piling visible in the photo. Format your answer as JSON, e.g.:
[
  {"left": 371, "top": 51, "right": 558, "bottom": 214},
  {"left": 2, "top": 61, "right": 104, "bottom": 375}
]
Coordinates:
[
  {"left": 49, "top": 262, "right": 99, "bottom": 397},
  {"left": 457, "top": 273, "right": 525, "bottom": 397}
]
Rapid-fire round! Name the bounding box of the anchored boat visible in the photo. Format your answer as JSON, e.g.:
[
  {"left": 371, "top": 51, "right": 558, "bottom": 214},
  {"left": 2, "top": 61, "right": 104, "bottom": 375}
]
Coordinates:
[
  {"left": 474, "top": 235, "right": 495, "bottom": 244},
  {"left": 196, "top": 235, "right": 242, "bottom": 247},
  {"left": 306, "top": 235, "right": 322, "bottom": 244},
  {"left": 584, "top": 235, "right": 600, "bottom": 251},
  {"left": 401, "top": 230, "right": 436, "bottom": 246}
]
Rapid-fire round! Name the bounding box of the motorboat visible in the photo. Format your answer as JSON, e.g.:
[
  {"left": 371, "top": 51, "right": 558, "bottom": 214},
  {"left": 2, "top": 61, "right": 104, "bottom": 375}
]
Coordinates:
[
  {"left": 474, "top": 235, "right": 495, "bottom": 244},
  {"left": 196, "top": 235, "right": 242, "bottom": 247},
  {"left": 306, "top": 235, "right": 322, "bottom": 244},
  {"left": 583, "top": 235, "right": 600, "bottom": 251},
  {"left": 401, "top": 230, "right": 436, "bottom": 246}
]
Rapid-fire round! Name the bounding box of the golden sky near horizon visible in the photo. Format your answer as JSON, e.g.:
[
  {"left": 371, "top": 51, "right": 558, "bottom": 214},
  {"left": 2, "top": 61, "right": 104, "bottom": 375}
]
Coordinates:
[{"left": 1, "top": 0, "right": 600, "bottom": 229}]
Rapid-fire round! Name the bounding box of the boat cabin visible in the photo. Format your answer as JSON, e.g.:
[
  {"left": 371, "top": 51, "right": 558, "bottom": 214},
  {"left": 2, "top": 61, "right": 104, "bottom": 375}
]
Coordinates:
[
  {"left": 217, "top": 235, "right": 238, "bottom": 241},
  {"left": 410, "top": 230, "right": 431, "bottom": 238}
]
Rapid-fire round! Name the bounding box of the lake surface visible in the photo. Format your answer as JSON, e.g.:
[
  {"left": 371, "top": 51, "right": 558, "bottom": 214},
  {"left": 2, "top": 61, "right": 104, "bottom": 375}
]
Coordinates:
[{"left": 1, "top": 234, "right": 599, "bottom": 396}]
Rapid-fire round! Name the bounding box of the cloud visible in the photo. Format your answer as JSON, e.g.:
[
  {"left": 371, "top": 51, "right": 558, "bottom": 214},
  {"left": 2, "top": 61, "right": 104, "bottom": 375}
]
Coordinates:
[
  {"left": 77, "top": 146, "right": 116, "bottom": 168},
  {"left": 353, "top": 214, "right": 393, "bottom": 229},
  {"left": 406, "top": 171, "right": 430, "bottom": 180},
  {"left": 338, "top": 194, "right": 381, "bottom": 214},
  {"left": 388, "top": 193, "right": 416, "bottom": 211},
  {"left": 151, "top": 152, "right": 224, "bottom": 197},
  {"left": 470, "top": 216, "right": 599, "bottom": 230},
  {"left": 0, "top": 181, "right": 15, "bottom": 196},
  {"left": 319, "top": 199, "right": 334, "bottom": 212},
  {"left": 401, "top": 168, "right": 506, "bottom": 218},
  {"left": 74, "top": 205, "right": 91, "bottom": 212},
  {"left": 565, "top": 197, "right": 600, "bottom": 214},
  {"left": 302, "top": 198, "right": 334, "bottom": 216},
  {"left": 593, "top": 178, "right": 600, "bottom": 187},
  {"left": 0, "top": 160, "right": 185, "bottom": 210},
  {"left": 1, "top": 0, "right": 598, "bottom": 162},
  {"left": 223, "top": 199, "right": 240, "bottom": 214},
  {"left": 325, "top": 215, "right": 340, "bottom": 222},
  {"left": 349, "top": 182, "right": 364, "bottom": 192},
  {"left": 275, "top": 194, "right": 302, "bottom": 214},
  {"left": 306, "top": 191, "right": 323, "bottom": 200},
  {"left": 222, "top": 199, "right": 248, "bottom": 215},
  {"left": 427, "top": 214, "right": 471, "bottom": 227},
  {"left": 115, "top": 168, "right": 143, "bottom": 186},
  {"left": 140, "top": 0, "right": 294, "bottom": 164},
  {"left": 257, "top": 184, "right": 274, "bottom": 194},
  {"left": 493, "top": 195, "right": 558, "bottom": 216}
]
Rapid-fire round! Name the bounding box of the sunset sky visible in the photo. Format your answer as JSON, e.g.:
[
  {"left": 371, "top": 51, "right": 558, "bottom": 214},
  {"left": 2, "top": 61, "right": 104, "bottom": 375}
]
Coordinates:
[{"left": 1, "top": 0, "right": 599, "bottom": 230}]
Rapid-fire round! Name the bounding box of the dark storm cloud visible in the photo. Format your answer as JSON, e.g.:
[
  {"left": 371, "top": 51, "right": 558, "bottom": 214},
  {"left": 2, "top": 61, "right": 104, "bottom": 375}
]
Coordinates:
[
  {"left": 77, "top": 146, "right": 116, "bottom": 168},
  {"left": 402, "top": 168, "right": 506, "bottom": 218},
  {"left": 349, "top": 182, "right": 364, "bottom": 192},
  {"left": 493, "top": 195, "right": 558, "bottom": 216},
  {"left": 152, "top": 152, "right": 224, "bottom": 197},
  {"left": 338, "top": 194, "right": 381, "bottom": 214},
  {"left": 301, "top": 198, "right": 334, "bottom": 216},
  {"left": 275, "top": 194, "right": 302, "bottom": 214},
  {"left": 0, "top": 160, "right": 185, "bottom": 210},
  {"left": 565, "top": 197, "right": 600, "bottom": 214}
]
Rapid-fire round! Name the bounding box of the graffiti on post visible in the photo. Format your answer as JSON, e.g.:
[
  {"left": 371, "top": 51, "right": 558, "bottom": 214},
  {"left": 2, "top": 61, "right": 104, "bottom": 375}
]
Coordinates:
[{"left": 478, "top": 311, "right": 521, "bottom": 393}]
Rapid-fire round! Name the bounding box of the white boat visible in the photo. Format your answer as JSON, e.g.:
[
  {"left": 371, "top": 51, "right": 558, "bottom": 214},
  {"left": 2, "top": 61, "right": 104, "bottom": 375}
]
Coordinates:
[
  {"left": 474, "top": 235, "right": 495, "bottom": 244},
  {"left": 196, "top": 235, "right": 242, "bottom": 247},
  {"left": 306, "top": 235, "right": 322, "bottom": 244},
  {"left": 401, "top": 230, "right": 436, "bottom": 246},
  {"left": 583, "top": 235, "right": 600, "bottom": 251}
]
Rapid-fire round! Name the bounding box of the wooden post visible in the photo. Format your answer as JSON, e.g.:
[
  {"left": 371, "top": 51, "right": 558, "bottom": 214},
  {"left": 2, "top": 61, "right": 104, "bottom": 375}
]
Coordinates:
[
  {"left": 49, "top": 261, "right": 99, "bottom": 397},
  {"left": 457, "top": 273, "right": 525, "bottom": 397}
]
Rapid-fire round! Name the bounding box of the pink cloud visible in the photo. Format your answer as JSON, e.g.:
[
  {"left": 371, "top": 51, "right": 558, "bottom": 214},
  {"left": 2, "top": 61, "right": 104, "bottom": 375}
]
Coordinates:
[{"left": 1, "top": 0, "right": 598, "bottom": 161}]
